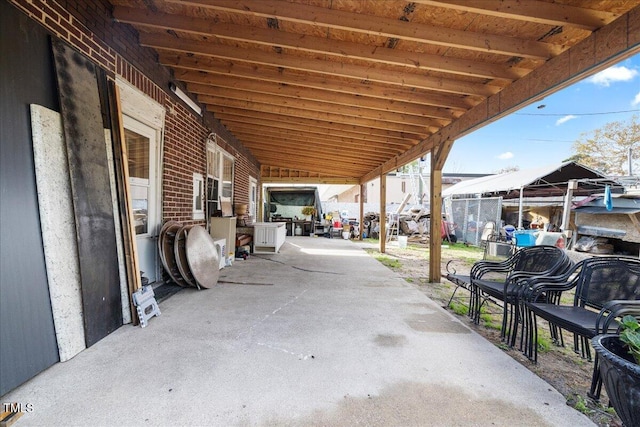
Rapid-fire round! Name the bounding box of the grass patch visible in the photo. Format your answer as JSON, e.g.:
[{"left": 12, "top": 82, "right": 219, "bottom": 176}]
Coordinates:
[
  {"left": 573, "top": 395, "right": 592, "bottom": 415},
  {"left": 443, "top": 242, "right": 484, "bottom": 253},
  {"left": 449, "top": 301, "right": 468, "bottom": 316},
  {"left": 374, "top": 255, "right": 401, "bottom": 269},
  {"left": 536, "top": 336, "right": 551, "bottom": 353},
  {"left": 405, "top": 277, "right": 414, "bottom": 283},
  {"left": 483, "top": 320, "right": 502, "bottom": 331},
  {"left": 460, "top": 256, "right": 481, "bottom": 264},
  {"left": 479, "top": 308, "right": 502, "bottom": 330}
]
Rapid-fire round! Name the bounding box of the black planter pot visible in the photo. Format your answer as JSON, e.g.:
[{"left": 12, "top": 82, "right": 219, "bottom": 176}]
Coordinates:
[{"left": 592, "top": 334, "right": 640, "bottom": 427}]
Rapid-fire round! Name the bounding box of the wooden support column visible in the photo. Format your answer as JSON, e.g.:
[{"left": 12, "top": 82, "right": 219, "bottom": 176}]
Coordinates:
[
  {"left": 359, "top": 183, "right": 364, "bottom": 240},
  {"left": 429, "top": 139, "right": 454, "bottom": 282},
  {"left": 429, "top": 163, "right": 442, "bottom": 283},
  {"left": 258, "top": 182, "right": 264, "bottom": 222},
  {"left": 380, "top": 174, "right": 386, "bottom": 253}
]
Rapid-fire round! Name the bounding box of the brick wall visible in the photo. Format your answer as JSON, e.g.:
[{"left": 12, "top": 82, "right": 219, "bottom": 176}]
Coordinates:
[{"left": 7, "top": 0, "right": 261, "bottom": 225}]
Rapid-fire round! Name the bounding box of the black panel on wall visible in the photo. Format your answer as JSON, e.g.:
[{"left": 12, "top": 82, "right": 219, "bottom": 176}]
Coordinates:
[
  {"left": 52, "top": 40, "right": 123, "bottom": 347},
  {"left": 0, "top": 0, "right": 60, "bottom": 396}
]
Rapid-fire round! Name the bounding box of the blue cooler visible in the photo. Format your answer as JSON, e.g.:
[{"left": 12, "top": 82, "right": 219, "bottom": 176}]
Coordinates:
[{"left": 514, "top": 229, "right": 537, "bottom": 247}]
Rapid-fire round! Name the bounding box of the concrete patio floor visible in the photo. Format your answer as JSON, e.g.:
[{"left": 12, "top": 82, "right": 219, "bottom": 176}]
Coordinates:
[{"left": 2, "top": 237, "right": 593, "bottom": 426}]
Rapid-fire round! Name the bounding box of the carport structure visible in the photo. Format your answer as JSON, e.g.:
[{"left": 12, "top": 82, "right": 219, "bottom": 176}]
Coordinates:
[
  {"left": 2, "top": 0, "right": 640, "bottom": 412},
  {"left": 111, "top": 0, "right": 640, "bottom": 280}
]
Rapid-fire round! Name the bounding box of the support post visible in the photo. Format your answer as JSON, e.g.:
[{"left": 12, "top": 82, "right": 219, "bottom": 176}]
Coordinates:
[
  {"left": 560, "top": 180, "right": 577, "bottom": 238},
  {"left": 429, "top": 138, "right": 454, "bottom": 283},
  {"left": 380, "top": 174, "right": 386, "bottom": 253},
  {"left": 258, "top": 182, "right": 264, "bottom": 222},
  {"left": 517, "top": 187, "right": 525, "bottom": 229},
  {"left": 429, "top": 162, "right": 442, "bottom": 283},
  {"left": 359, "top": 183, "right": 364, "bottom": 240}
]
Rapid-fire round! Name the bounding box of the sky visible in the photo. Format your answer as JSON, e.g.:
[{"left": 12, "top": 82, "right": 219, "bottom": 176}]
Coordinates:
[{"left": 442, "top": 53, "right": 640, "bottom": 174}]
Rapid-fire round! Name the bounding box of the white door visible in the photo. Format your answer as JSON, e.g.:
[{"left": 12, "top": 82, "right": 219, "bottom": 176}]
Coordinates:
[{"left": 123, "top": 116, "right": 160, "bottom": 284}]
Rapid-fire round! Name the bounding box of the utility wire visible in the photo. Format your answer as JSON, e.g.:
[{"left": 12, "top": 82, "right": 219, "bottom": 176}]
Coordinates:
[
  {"left": 522, "top": 138, "right": 575, "bottom": 143},
  {"left": 516, "top": 109, "right": 639, "bottom": 116}
]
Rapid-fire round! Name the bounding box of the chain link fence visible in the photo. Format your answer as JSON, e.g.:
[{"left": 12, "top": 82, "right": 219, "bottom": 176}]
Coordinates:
[{"left": 444, "top": 197, "right": 502, "bottom": 246}]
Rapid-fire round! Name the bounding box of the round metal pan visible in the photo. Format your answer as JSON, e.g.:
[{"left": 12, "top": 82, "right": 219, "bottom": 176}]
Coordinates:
[
  {"left": 174, "top": 225, "right": 198, "bottom": 288},
  {"left": 185, "top": 225, "right": 220, "bottom": 289},
  {"left": 160, "top": 223, "right": 187, "bottom": 287},
  {"left": 158, "top": 220, "right": 180, "bottom": 272}
]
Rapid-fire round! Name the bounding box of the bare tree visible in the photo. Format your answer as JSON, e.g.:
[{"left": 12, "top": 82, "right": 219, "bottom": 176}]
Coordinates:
[
  {"left": 494, "top": 165, "right": 520, "bottom": 174},
  {"left": 571, "top": 114, "right": 639, "bottom": 176}
]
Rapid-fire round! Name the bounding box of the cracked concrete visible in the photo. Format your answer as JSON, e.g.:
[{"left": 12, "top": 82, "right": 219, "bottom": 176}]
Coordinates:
[{"left": 1, "top": 237, "right": 593, "bottom": 426}]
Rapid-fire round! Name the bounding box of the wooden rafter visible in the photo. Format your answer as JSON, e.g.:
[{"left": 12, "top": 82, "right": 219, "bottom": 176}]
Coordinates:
[
  {"left": 170, "top": 63, "right": 476, "bottom": 110},
  {"left": 416, "top": 0, "right": 618, "bottom": 31},
  {"left": 113, "top": 6, "right": 530, "bottom": 80},
  {"left": 108, "top": 0, "right": 639, "bottom": 185},
  {"left": 141, "top": 34, "right": 500, "bottom": 97},
  {"left": 166, "top": 0, "right": 562, "bottom": 59}
]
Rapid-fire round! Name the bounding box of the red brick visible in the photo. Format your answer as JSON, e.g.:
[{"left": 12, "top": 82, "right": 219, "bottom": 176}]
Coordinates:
[
  {"left": 15, "top": 1, "right": 44, "bottom": 21},
  {"left": 44, "top": 15, "right": 69, "bottom": 39}
]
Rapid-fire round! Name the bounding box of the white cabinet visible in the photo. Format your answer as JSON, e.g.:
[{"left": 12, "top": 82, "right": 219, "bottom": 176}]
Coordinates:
[{"left": 253, "top": 222, "right": 286, "bottom": 253}]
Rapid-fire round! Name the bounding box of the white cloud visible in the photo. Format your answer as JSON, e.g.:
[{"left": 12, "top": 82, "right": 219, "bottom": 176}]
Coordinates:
[
  {"left": 556, "top": 114, "right": 577, "bottom": 125},
  {"left": 497, "top": 152, "right": 514, "bottom": 160},
  {"left": 587, "top": 65, "right": 638, "bottom": 87},
  {"left": 633, "top": 91, "right": 640, "bottom": 107}
]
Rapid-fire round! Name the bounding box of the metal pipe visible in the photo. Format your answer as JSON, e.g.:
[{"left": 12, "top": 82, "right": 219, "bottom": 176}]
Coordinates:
[
  {"left": 517, "top": 186, "right": 524, "bottom": 229},
  {"left": 560, "top": 180, "right": 576, "bottom": 232}
]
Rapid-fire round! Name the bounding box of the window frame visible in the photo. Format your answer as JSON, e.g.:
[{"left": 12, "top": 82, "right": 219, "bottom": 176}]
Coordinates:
[{"left": 206, "top": 139, "right": 235, "bottom": 218}]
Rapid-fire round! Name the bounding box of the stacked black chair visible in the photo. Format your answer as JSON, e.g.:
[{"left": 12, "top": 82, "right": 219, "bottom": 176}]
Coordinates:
[
  {"left": 522, "top": 257, "right": 640, "bottom": 399},
  {"left": 469, "top": 245, "right": 571, "bottom": 347}
]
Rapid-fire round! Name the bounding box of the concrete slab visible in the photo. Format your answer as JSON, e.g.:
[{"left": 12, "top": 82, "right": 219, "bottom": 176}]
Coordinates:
[{"left": 1, "top": 237, "right": 593, "bottom": 426}]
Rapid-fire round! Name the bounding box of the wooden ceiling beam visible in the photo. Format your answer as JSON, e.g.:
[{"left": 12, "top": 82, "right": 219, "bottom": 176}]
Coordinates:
[
  {"left": 226, "top": 123, "right": 410, "bottom": 153},
  {"left": 187, "top": 82, "right": 461, "bottom": 120},
  {"left": 234, "top": 127, "right": 409, "bottom": 152},
  {"left": 163, "top": 55, "right": 477, "bottom": 110},
  {"left": 201, "top": 94, "right": 448, "bottom": 128},
  {"left": 243, "top": 142, "right": 390, "bottom": 165},
  {"left": 240, "top": 138, "right": 386, "bottom": 165},
  {"left": 261, "top": 176, "right": 360, "bottom": 185},
  {"left": 113, "top": 6, "right": 529, "bottom": 81},
  {"left": 359, "top": 6, "right": 640, "bottom": 183},
  {"left": 416, "top": 0, "right": 618, "bottom": 31},
  {"left": 209, "top": 106, "right": 426, "bottom": 141},
  {"left": 202, "top": 98, "right": 434, "bottom": 134},
  {"left": 191, "top": 85, "right": 455, "bottom": 123},
  {"left": 216, "top": 114, "right": 416, "bottom": 147},
  {"left": 168, "top": 0, "right": 561, "bottom": 59},
  {"left": 140, "top": 33, "right": 499, "bottom": 97},
  {"left": 231, "top": 128, "right": 400, "bottom": 158},
  {"left": 254, "top": 153, "right": 373, "bottom": 176}
]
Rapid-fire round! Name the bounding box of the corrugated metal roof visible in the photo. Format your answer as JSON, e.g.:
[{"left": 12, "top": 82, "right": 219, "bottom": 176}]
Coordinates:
[
  {"left": 443, "top": 161, "right": 621, "bottom": 199},
  {"left": 574, "top": 206, "right": 640, "bottom": 214}
]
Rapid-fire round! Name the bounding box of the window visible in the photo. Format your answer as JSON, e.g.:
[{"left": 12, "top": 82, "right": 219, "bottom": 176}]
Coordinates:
[
  {"left": 249, "top": 177, "right": 257, "bottom": 221},
  {"left": 193, "top": 173, "right": 204, "bottom": 220},
  {"left": 206, "top": 139, "right": 235, "bottom": 218},
  {"left": 222, "top": 154, "right": 233, "bottom": 198},
  {"left": 124, "top": 127, "right": 151, "bottom": 234}
]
